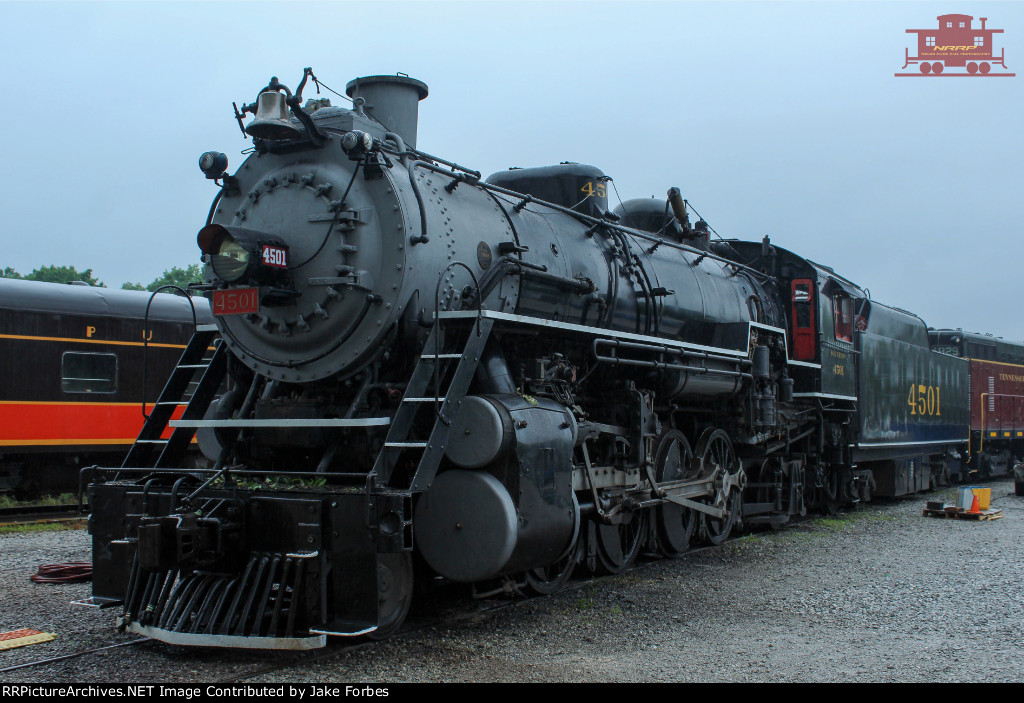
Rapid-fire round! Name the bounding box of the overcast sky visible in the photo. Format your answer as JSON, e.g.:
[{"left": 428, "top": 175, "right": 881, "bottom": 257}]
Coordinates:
[{"left": 3, "top": 1, "right": 1021, "bottom": 340}]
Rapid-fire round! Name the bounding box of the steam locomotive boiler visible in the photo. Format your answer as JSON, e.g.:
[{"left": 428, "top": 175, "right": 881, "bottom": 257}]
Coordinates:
[{"left": 85, "top": 69, "right": 970, "bottom": 648}]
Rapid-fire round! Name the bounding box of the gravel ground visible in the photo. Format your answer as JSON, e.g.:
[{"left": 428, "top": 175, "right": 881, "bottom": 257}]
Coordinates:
[{"left": 3, "top": 480, "right": 1023, "bottom": 683}]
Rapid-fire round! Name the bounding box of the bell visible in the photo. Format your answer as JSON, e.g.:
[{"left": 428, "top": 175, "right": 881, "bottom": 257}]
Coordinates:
[{"left": 245, "top": 91, "right": 301, "bottom": 140}]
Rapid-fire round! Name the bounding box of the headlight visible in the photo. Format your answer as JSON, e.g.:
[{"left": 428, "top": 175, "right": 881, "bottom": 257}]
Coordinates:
[
  {"left": 198, "top": 224, "right": 289, "bottom": 285},
  {"left": 212, "top": 234, "right": 250, "bottom": 282}
]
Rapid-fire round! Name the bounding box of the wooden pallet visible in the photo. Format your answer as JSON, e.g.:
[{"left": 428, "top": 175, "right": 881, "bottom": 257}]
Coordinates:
[{"left": 922, "top": 507, "right": 1003, "bottom": 521}]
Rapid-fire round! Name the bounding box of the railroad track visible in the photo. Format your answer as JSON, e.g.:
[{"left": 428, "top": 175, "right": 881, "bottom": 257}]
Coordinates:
[{"left": 0, "top": 503, "right": 88, "bottom": 525}]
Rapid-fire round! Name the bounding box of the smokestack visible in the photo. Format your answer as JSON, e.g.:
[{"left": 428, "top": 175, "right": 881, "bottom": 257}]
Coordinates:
[{"left": 346, "top": 74, "right": 428, "bottom": 149}]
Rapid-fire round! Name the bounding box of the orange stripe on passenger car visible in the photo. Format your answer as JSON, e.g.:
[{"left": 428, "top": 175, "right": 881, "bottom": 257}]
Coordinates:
[
  {"left": 0, "top": 333, "right": 189, "bottom": 349},
  {"left": 0, "top": 401, "right": 185, "bottom": 446}
]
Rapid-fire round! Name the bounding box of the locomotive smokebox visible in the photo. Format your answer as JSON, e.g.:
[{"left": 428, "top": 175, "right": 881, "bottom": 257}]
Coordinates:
[{"left": 346, "top": 74, "right": 428, "bottom": 149}]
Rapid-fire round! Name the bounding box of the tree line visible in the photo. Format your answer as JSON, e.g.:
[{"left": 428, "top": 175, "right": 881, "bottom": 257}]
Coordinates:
[{"left": 1, "top": 264, "right": 202, "bottom": 294}]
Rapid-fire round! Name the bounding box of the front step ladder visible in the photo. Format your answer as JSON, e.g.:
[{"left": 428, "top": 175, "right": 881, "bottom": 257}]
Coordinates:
[
  {"left": 122, "top": 324, "right": 227, "bottom": 469},
  {"left": 372, "top": 316, "right": 494, "bottom": 491}
]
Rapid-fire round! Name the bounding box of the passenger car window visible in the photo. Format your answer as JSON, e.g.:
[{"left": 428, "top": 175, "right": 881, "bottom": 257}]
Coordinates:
[{"left": 62, "top": 352, "right": 118, "bottom": 393}]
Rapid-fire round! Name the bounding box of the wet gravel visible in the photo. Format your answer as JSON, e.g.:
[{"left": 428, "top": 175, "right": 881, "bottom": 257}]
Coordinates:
[{"left": 3, "top": 480, "right": 1023, "bottom": 683}]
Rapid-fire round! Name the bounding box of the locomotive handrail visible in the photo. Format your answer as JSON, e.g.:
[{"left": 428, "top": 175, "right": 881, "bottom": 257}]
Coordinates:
[
  {"left": 169, "top": 418, "right": 390, "bottom": 427},
  {"left": 433, "top": 261, "right": 484, "bottom": 331},
  {"left": 438, "top": 309, "right": 752, "bottom": 359},
  {"left": 592, "top": 352, "right": 753, "bottom": 380},
  {"left": 593, "top": 337, "right": 754, "bottom": 367},
  {"left": 433, "top": 261, "right": 484, "bottom": 411},
  {"left": 141, "top": 285, "right": 199, "bottom": 421},
  {"left": 101, "top": 466, "right": 388, "bottom": 480},
  {"left": 385, "top": 142, "right": 480, "bottom": 179}
]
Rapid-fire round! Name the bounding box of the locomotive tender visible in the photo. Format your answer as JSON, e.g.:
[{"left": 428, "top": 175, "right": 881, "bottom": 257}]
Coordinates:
[{"left": 85, "top": 69, "right": 1017, "bottom": 648}]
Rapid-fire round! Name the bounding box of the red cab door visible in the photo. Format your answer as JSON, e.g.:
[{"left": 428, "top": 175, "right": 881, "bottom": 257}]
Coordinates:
[{"left": 791, "top": 279, "right": 816, "bottom": 361}]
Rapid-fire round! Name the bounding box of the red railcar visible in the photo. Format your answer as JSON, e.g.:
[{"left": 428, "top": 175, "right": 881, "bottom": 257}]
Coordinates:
[
  {"left": 970, "top": 359, "right": 1024, "bottom": 470},
  {"left": 929, "top": 329, "right": 1024, "bottom": 487},
  {"left": 902, "top": 14, "right": 1013, "bottom": 75}
]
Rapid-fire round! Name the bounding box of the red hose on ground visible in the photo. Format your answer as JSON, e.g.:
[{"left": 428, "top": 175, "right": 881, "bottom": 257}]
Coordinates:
[{"left": 30, "top": 562, "right": 92, "bottom": 584}]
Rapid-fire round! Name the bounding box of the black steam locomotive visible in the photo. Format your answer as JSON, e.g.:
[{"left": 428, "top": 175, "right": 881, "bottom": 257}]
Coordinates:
[{"left": 85, "top": 69, "right": 1011, "bottom": 649}]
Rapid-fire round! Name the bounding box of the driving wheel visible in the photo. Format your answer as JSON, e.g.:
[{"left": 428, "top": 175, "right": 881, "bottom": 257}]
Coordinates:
[
  {"left": 594, "top": 510, "right": 647, "bottom": 574},
  {"left": 695, "top": 428, "right": 742, "bottom": 546},
  {"left": 653, "top": 429, "right": 699, "bottom": 556}
]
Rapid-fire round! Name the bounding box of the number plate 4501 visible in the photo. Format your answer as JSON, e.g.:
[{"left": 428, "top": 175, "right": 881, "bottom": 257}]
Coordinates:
[{"left": 213, "top": 288, "right": 259, "bottom": 315}]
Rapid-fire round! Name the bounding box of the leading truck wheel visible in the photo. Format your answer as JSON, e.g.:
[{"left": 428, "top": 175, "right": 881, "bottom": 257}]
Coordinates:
[{"left": 367, "top": 552, "right": 414, "bottom": 640}]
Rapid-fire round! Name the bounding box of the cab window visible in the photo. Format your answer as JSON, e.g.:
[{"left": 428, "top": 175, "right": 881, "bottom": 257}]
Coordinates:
[{"left": 833, "top": 295, "right": 853, "bottom": 343}]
